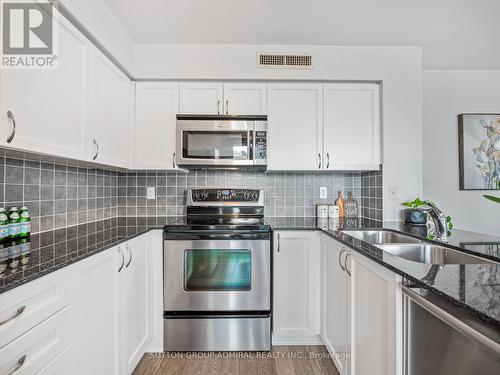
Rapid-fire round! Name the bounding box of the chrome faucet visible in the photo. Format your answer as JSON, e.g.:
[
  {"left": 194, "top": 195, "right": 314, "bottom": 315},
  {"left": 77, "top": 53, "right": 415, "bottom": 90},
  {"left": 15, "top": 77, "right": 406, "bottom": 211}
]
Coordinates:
[{"left": 416, "top": 202, "right": 448, "bottom": 243}]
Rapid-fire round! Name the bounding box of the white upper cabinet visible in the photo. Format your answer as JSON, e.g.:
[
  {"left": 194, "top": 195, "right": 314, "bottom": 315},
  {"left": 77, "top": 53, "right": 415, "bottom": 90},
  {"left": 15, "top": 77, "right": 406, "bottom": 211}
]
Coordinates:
[
  {"left": 0, "top": 14, "right": 90, "bottom": 160},
  {"left": 267, "top": 83, "right": 323, "bottom": 170},
  {"left": 179, "top": 82, "right": 223, "bottom": 114},
  {"left": 134, "top": 82, "right": 179, "bottom": 169},
  {"left": 223, "top": 82, "right": 267, "bottom": 115},
  {"left": 273, "top": 231, "right": 321, "bottom": 345},
  {"left": 323, "top": 83, "right": 381, "bottom": 170},
  {"left": 88, "top": 48, "right": 132, "bottom": 168}
]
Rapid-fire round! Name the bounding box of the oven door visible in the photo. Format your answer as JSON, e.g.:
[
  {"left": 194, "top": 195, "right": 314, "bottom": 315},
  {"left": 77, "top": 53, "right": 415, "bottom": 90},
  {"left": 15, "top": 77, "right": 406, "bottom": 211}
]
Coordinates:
[
  {"left": 164, "top": 239, "right": 270, "bottom": 311},
  {"left": 176, "top": 120, "right": 254, "bottom": 166}
]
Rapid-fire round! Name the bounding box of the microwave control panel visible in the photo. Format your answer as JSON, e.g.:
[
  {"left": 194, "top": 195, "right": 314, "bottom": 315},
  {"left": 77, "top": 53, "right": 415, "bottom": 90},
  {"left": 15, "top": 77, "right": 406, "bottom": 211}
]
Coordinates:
[{"left": 254, "top": 131, "right": 267, "bottom": 160}]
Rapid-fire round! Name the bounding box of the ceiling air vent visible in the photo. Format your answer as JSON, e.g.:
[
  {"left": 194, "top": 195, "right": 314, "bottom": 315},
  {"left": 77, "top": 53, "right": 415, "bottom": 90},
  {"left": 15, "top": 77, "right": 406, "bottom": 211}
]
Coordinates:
[{"left": 257, "top": 52, "right": 313, "bottom": 70}]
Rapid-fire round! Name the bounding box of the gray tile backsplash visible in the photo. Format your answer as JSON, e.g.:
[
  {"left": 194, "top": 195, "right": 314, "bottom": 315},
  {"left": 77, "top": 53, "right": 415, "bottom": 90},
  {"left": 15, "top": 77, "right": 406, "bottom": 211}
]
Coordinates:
[
  {"left": 0, "top": 156, "right": 383, "bottom": 234},
  {"left": 0, "top": 157, "right": 119, "bottom": 234},
  {"left": 118, "top": 169, "right": 383, "bottom": 222}
]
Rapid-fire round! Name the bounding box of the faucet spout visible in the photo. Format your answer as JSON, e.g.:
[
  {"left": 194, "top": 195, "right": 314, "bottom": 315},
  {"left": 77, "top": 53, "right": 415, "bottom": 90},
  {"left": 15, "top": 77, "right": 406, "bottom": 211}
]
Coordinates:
[{"left": 417, "top": 202, "right": 448, "bottom": 243}]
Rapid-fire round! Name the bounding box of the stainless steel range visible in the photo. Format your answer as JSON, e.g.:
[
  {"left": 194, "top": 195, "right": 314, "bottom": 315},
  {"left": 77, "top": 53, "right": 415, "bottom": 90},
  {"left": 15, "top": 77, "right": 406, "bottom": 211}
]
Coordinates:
[{"left": 163, "top": 188, "right": 272, "bottom": 351}]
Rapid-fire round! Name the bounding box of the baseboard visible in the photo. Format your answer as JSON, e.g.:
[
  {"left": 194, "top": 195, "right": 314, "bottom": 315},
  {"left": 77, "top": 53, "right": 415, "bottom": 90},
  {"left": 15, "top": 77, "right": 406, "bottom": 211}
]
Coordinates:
[{"left": 272, "top": 334, "right": 323, "bottom": 346}]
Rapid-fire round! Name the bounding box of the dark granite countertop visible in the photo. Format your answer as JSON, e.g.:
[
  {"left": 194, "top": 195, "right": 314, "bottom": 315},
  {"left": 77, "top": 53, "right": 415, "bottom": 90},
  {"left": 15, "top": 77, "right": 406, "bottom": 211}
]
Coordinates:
[
  {"left": 268, "top": 216, "right": 500, "bottom": 328},
  {"left": 0, "top": 216, "right": 176, "bottom": 294},
  {"left": 2, "top": 214, "right": 499, "bottom": 331}
]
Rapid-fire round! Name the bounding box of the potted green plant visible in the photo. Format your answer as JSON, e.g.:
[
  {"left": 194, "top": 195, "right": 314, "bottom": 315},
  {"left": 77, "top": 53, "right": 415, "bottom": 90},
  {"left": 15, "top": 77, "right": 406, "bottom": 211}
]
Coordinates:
[{"left": 401, "top": 197, "right": 429, "bottom": 225}]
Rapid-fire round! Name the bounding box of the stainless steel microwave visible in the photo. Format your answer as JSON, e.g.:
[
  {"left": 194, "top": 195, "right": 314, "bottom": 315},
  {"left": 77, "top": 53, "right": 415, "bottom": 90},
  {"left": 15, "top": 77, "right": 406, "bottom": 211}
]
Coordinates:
[{"left": 175, "top": 115, "right": 267, "bottom": 168}]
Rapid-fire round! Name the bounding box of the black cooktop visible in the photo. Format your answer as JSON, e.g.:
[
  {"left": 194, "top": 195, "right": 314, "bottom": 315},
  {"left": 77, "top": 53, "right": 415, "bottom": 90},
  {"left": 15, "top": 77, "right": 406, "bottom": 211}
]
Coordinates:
[{"left": 164, "top": 217, "right": 271, "bottom": 232}]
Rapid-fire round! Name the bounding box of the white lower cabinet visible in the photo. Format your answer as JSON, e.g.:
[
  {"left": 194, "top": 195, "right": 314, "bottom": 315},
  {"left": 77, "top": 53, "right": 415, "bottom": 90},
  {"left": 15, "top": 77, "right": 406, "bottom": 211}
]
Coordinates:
[
  {"left": 350, "top": 251, "right": 402, "bottom": 375},
  {"left": 321, "top": 235, "right": 350, "bottom": 374},
  {"left": 71, "top": 237, "right": 152, "bottom": 375},
  {"left": 71, "top": 247, "right": 122, "bottom": 375},
  {"left": 320, "top": 233, "right": 402, "bottom": 375},
  {"left": 273, "top": 231, "right": 321, "bottom": 345},
  {"left": 121, "top": 236, "right": 151, "bottom": 373}
]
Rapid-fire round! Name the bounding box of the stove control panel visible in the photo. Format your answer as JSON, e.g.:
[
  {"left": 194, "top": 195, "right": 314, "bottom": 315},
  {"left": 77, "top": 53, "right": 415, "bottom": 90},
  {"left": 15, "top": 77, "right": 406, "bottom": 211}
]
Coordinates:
[{"left": 191, "top": 189, "right": 260, "bottom": 202}]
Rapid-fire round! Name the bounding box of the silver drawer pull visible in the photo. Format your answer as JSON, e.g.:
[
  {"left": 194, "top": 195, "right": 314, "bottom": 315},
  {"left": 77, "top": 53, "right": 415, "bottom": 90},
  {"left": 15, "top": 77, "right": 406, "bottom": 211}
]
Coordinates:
[
  {"left": 225, "top": 100, "right": 229, "bottom": 115},
  {"left": 6, "top": 111, "right": 16, "bottom": 143},
  {"left": 318, "top": 153, "right": 322, "bottom": 169},
  {"left": 172, "top": 152, "right": 176, "bottom": 169},
  {"left": 217, "top": 100, "right": 221, "bottom": 115},
  {"left": 277, "top": 233, "right": 280, "bottom": 252},
  {"left": 125, "top": 244, "right": 132, "bottom": 268},
  {"left": 0, "top": 305, "right": 25, "bottom": 326},
  {"left": 92, "top": 139, "right": 99, "bottom": 160},
  {"left": 345, "top": 251, "right": 352, "bottom": 276},
  {"left": 7, "top": 354, "right": 26, "bottom": 375},
  {"left": 326, "top": 153, "right": 330, "bottom": 169},
  {"left": 338, "top": 248, "right": 346, "bottom": 271},
  {"left": 118, "top": 247, "right": 125, "bottom": 272}
]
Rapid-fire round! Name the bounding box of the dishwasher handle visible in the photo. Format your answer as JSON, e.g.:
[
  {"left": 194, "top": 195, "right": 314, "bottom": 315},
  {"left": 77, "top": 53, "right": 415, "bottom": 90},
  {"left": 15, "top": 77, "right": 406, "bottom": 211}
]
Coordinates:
[{"left": 402, "top": 286, "right": 500, "bottom": 356}]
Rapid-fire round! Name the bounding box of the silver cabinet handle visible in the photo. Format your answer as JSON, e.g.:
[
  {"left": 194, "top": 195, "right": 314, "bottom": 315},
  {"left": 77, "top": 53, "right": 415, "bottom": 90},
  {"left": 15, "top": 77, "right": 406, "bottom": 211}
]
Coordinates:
[
  {"left": 172, "top": 152, "right": 176, "bottom": 169},
  {"left": 118, "top": 247, "right": 125, "bottom": 272},
  {"left": 225, "top": 100, "right": 229, "bottom": 115},
  {"left": 125, "top": 244, "right": 132, "bottom": 268},
  {"left": 92, "top": 139, "right": 99, "bottom": 160},
  {"left": 326, "top": 153, "right": 330, "bottom": 169},
  {"left": 6, "top": 111, "right": 16, "bottom": 143},
  {"left": 7, "top": 354, "right": 26, "bottom": 375},
  {"left": 0, "top": 305, "right": 25, "bottom": 326},
  {"left": 217, "top": 100, "right": 221, "bottom": 115},
  {"left": 318, "top": 153, "right": 322, "bottom": 169},
  {"left": 338, "top": 248, "right": 346, "bottom": 271},
  {"left": 277, "top": 233, "right": 280, "bottom": 253},
  {"left": 345, "top": 251, "right": 352, "bottom": 276}
]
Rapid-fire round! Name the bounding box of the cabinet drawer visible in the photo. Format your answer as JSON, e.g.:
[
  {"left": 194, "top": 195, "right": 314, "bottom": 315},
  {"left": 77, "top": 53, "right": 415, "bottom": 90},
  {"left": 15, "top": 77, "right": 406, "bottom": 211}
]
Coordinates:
[
  {"left": 0, "top": 272, "right": 71, "bottom": 348},
  {"left": 38, "top": 347, "right": 71, "bottom": 375},
  {"left": 0, "top": 307, "right": 70, "bottom": 375}
]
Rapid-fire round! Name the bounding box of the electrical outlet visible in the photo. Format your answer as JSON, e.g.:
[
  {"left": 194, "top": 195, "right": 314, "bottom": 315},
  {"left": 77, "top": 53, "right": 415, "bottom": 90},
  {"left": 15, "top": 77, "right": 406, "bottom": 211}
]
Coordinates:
[
  {"left": 147, "top": 187, "right": 156, "bottom": 200},
  {"left": 388, "top": 187, "right": 397, "bottom": 201},
  {"left": 320, "top": 187, "right": 328, "bottom": 199}
]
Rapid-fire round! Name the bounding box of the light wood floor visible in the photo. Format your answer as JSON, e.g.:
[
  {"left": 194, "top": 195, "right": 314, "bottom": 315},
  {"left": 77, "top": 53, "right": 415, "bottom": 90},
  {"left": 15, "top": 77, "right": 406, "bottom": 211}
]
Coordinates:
[{"left": 133, "top": 346, "right": 340, "bottom": 375}]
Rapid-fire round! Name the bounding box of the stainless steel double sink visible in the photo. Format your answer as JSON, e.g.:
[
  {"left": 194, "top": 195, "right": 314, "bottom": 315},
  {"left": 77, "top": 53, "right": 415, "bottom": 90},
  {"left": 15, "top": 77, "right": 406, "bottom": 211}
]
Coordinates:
[{"left": 342, "top": 230, "right": 496, "bottom": 265}]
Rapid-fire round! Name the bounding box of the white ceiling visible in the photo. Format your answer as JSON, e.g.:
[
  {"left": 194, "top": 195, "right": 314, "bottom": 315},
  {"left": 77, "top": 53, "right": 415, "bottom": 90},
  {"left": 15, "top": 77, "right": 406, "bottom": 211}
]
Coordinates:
[{"left": 104, "top": 0, "right": 500, "bottom": 69}]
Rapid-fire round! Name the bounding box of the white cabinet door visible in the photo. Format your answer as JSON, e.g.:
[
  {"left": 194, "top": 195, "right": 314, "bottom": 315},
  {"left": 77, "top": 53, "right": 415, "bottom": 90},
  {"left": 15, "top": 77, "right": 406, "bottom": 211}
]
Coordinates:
[
  {"left": 121, "top": 238, "right": 151, "bottom": 373},
  {"left": 223, "top": 82, "right": 267, "bottom": 115},
  {"left": 0, "top": 14, "right": 90, "bottom": 160},
  {"left": 267, "top": 83, "right": 323, "bottom": 170},
  {"left": 179, "top": 82, "right": 223, "bottom": 114},
  {"left": 134, "top": 82, "right": 179, "bottom": 169},
  {"left": 323, "top": 83, "right": 381, "bottom": 170},
  {"left": 71, "top": 248, "right": 121, "bottom": 375},
  {"left": 89, "top": 48, "right": 132, "bottom": 168},
  {"left": 321, "top": 236, "right": 349, "bottom": 374},
  {"left": 273, "top": 231, "right": 321, "bottom": 345},
  {"left": 350, "top": 251, "right": 402, "bottom": 375}
]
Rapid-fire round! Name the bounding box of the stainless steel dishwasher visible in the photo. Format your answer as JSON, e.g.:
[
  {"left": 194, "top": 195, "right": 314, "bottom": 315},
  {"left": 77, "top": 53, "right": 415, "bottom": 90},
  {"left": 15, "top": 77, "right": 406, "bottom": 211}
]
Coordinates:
[{"left": 403, "top": 287, "right": 500, "bottom": 375}]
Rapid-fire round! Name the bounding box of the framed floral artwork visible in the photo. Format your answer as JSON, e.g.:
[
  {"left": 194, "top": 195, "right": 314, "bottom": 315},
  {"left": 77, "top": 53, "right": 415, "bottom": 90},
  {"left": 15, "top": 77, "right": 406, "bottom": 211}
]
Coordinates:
[{"left": 458, "top": 114, "right": 500, "bottom": 190}]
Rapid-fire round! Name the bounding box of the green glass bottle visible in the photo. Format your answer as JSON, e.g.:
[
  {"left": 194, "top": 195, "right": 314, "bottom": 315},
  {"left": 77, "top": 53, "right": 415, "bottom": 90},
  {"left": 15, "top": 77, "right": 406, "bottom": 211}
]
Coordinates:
[
  {"left": 8, "top": 207, "right": 20, "bottom": 240},
  {"left": 19, "top": 207, "right": 31, "bottom": 238},
  {"left": 0, "top": 208, "right": 9, "bottom": 243}
]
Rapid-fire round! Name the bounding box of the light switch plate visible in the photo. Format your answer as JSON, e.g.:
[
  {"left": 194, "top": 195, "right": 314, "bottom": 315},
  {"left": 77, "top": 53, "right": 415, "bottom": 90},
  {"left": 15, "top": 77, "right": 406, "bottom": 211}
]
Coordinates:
[
  {"left": 147, "top": 187, "right": 156, "bottom": 200},
  {"left": 320, "top": 187, "right": 328, "bottom": 199},
  {"left": 388, "top": 187, "right": 397, "bottom": 201}
]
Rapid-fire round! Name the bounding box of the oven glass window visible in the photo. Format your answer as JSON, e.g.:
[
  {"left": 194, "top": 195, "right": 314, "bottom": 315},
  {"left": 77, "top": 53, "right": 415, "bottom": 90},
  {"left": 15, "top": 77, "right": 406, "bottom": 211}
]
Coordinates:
[
  {"left": 184, "top": 249, "right": 251, "bottom": 291},
  {"left": 182, "top": 131, "right": 249, "bottom": 160}
]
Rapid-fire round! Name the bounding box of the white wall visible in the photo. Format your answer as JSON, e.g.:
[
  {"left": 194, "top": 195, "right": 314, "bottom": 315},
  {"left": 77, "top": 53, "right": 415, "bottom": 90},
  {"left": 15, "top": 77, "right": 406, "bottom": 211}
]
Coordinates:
[
  {"left": 60, "top": 0, "right": 135, "bottom": 74},
  {"left": 423, "top": 71, "right": 500, "bottom": 236},
  {"left": 134, "top": 44, "right": 423, "bottom": 221}
]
